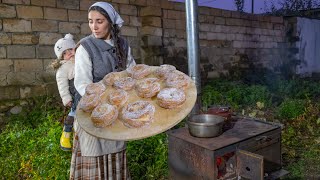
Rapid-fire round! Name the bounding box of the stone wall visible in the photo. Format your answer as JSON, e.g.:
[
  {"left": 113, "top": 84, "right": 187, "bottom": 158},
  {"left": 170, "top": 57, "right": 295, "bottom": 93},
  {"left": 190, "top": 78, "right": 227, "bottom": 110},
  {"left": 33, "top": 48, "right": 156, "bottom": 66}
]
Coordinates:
[
  {"left": 160, "top": 6, "right": 288, "bottom": 79},
  {"left": 0, "top": 0, "right": 296, "bottom": 101}
]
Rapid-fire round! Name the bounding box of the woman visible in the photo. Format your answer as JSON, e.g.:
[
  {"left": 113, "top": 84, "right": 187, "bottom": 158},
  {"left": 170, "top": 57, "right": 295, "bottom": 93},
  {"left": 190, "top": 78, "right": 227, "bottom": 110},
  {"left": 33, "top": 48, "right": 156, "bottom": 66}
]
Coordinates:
[{"left": 71, "top": 2, "right": 135, "bottom": 179}]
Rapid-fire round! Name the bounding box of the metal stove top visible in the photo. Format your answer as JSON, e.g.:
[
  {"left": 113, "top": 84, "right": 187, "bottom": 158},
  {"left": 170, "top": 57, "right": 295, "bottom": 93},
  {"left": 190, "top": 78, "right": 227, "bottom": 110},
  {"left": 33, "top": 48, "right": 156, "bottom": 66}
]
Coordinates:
[{"left": 167, "top": 117, "right": 280, "bottom": 151}]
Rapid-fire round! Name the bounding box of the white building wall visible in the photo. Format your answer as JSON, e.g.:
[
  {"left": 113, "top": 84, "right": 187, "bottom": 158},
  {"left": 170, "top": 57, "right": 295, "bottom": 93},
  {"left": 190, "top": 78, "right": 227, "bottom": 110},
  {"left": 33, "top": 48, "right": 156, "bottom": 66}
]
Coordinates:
[{"left": 296, "top": 17, "right": 320, "bottom": 75}]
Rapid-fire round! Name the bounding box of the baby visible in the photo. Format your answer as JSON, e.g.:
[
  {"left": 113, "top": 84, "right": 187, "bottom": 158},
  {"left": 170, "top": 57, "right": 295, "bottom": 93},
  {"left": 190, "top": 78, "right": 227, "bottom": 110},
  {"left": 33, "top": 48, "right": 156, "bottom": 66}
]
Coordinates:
[{"left": 52, "top": 34, "right": 76, "bottom": 151}]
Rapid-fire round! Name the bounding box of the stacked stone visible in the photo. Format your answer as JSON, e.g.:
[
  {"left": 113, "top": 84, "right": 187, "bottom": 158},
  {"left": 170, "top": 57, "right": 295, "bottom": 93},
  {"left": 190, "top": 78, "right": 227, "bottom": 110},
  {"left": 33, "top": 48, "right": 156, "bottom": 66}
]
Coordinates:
[{"left": 0, "top": 0, "right": 294, "bottom": 101}]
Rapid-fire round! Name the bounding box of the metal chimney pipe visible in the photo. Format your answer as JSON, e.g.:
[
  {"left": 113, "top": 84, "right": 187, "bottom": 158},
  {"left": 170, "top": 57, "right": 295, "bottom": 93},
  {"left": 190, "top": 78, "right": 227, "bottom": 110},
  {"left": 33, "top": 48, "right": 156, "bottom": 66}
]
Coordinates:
[
  {"left": 185, "top": 0, "right": 201, "bottom": 115},
  {"left": 251, "top": 0, "right": 254, "bottom": 14}
]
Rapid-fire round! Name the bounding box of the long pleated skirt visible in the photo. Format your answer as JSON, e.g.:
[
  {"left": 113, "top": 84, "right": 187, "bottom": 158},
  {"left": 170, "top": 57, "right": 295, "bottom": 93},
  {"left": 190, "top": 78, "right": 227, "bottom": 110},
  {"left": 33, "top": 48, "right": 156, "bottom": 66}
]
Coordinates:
[{"left": 70, "top": 134, "right": 130, "bottom": 180}]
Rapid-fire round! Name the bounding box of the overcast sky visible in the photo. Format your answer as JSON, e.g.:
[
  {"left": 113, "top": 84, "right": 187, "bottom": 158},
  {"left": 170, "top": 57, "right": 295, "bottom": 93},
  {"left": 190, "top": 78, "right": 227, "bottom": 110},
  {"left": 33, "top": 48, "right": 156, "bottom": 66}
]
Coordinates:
[{"left": 171, "top": 0, "right": 273, "bottom": 14}]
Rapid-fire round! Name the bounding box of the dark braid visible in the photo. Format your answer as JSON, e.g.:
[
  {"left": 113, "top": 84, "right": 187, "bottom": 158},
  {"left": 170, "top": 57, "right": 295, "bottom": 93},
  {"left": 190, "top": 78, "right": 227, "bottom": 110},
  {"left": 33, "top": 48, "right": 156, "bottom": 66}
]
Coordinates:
[
  {"left": 110, "top": 24, "right": 126, "bottom": 70},
  {"left": 89, "top": 6, "right": 127, "bottom": 71}
]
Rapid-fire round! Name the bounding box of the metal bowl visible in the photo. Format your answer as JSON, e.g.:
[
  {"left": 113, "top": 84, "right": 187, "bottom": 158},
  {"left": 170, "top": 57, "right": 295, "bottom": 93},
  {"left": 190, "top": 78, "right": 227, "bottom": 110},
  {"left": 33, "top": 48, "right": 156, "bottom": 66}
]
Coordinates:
[{"left": 187, "top": 114, "right": 224, "bottom": 138}]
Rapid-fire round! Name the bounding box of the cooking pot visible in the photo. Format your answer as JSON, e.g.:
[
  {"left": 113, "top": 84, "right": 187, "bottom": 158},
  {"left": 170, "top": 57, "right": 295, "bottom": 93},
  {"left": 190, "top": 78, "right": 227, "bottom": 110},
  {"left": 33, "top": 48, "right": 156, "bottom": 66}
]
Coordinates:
[
  {"left": 187, "top": 114, "right": 224, "bottom": 138},
  {"left": 206, "top": 106, "right": 231, "bottom": 120}
]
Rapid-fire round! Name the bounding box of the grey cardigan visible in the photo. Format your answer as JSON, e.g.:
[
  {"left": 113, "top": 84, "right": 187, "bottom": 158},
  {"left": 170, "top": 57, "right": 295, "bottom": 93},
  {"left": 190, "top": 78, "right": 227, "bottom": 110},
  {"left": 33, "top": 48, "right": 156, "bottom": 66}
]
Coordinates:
[{"left": 74, "top": 36, "right": 135, "bottom": 156}]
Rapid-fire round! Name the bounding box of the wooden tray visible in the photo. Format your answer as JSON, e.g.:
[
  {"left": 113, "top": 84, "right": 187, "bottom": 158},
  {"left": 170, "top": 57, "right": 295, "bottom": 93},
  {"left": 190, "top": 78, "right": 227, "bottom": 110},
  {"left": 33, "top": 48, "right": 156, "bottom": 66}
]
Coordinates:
[{"left": 76, "top": 66, "right": 197, "bottom": 141}]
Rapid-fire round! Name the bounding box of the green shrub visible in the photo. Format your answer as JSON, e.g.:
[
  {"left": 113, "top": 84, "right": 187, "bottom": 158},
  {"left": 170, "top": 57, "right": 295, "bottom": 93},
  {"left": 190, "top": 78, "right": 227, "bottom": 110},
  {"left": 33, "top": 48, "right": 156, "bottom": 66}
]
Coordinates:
[
  {"left": 269, "top": 78, "right": 320, "bottom": 101},
  {"left": 270, "top": 78, "right": 297, "bottom": 100},
  {"left": 202, "top": 85, "right": 224, "bottom": 108},
  {"left": 202, "top": 82, "right": 271, "bottom": 110},
  {"left": 0, "top": 97, "right": 70, "bottom": 179},
  {"left": 243, "top": 85, "right": 271, "bottom": 107},
  {"left": 127, "top": 133, "right": 168, "bottom": 180},
  {"left": 276, "top": 99, "right": 306, "bottom": 120},
  {"left": 225, "top": 86, "right": 247, "bottom": 109},
  {"left": 202, "top": 80, "right": 248, "bottom": 109}
]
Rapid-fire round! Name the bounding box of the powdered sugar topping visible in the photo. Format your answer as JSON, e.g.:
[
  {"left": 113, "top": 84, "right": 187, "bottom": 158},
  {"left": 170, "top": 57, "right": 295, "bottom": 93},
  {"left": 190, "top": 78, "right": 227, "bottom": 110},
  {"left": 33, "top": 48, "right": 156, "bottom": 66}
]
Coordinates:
[
  {"left": 122, "top": 101, "right": 155, "bottom": 120},
  {"left": 157, "top": 88, "right": 185, "bottom": 101}
]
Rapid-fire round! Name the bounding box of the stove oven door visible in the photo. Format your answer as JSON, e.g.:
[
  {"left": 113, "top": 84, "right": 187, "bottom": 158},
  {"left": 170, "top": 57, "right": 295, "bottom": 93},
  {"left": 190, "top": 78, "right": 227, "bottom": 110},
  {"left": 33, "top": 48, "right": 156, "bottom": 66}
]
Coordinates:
[
  {"left": 237, "top": 150, "right": 264, "bottom": 180},
  {"left": 238, "top": 128, "right": 282, "bottom": 173}
]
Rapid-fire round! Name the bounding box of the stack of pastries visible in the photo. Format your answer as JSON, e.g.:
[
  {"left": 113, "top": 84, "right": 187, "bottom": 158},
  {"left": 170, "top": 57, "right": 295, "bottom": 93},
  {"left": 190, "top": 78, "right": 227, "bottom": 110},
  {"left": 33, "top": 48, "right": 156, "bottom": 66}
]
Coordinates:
[{"left": 79, "top": 64, "right": 192, "bottom": 128}]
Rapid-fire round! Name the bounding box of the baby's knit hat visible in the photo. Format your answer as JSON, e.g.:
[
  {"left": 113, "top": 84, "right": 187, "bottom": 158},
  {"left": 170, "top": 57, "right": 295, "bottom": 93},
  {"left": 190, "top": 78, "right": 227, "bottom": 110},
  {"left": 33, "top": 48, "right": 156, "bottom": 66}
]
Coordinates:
[{"left": 54, "top": 34, "right": 76, "bottom": 59}]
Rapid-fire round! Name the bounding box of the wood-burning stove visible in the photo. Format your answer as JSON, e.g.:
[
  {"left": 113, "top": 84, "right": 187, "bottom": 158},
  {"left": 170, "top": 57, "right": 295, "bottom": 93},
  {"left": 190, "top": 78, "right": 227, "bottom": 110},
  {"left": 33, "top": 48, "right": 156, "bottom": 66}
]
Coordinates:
[{"left": 167, "top": 117, "right": 287, "bottom": 180}]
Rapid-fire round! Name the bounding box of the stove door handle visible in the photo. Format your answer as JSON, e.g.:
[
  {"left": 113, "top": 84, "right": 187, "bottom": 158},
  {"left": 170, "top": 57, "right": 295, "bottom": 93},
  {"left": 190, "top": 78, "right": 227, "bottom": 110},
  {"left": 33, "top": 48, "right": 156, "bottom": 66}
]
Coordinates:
[{"left": 255, "top": 136, "right": 271, "bottom": 143}]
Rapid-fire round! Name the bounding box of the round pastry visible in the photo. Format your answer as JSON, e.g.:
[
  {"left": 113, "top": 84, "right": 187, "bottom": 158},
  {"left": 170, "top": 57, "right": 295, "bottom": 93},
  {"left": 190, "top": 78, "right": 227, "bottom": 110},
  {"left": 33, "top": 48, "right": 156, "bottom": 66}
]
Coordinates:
[
  {"left": 126, "top": 64, "right": 152, "bottom": 79},
  {"left": 157, "top": 88, "right": 186, "bottom": 109},
  {"left": 91, "top": 103, "right": 118, "bottom": 128},
  {"left": 121, "top": 101, "right": 155, "bottom": 128},
  {"left": 78, "top": 93, "right": 100, "bottom": 113},
  {"left": 85, "top": 82, "right": 106, "bottom": 95},
  {"left": 155, "top": 64, "right": 176, "bottom": 79},
  {"left": 165, "top": 70, "right": 190, "bottom": 90},
  {"left": 135, "top": 78, "right": 161, "bottom": 98},
  {"left": 102, "top": 72, "right": 121, "bottom": 86},
  {"left": 108, "top": 89, "right": 129, "bottom": 107},
  {"left": 113, "top": 77, "right": 136, "bottom": 91}
]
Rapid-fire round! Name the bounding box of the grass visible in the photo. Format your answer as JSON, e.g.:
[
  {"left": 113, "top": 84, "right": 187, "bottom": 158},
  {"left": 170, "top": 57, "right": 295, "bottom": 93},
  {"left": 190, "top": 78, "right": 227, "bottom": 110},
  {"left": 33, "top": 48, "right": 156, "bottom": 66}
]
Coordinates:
[
  {"left": 0, "top": 96, "right": 169, "bottom": 179},
  {"left": 0, "top": 97, "right": 70, "bottom": 179},
  {"left": 1, "top": 77, "right": 320, "bottom": 179}
]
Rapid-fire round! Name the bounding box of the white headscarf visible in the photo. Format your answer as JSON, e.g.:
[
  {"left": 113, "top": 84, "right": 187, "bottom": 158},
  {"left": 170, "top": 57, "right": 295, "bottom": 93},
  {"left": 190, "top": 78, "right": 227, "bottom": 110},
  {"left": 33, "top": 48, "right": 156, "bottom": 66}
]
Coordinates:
[{"left": 89, "top": 2, "right": 124, "bottom": 27}]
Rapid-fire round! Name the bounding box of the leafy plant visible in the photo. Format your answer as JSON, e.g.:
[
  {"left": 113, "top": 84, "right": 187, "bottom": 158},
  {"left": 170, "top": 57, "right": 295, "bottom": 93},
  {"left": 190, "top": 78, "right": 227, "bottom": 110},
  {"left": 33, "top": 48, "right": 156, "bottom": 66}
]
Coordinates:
[
  {"left": 202, "top": 81, "right": 272, "bottom": 110},
  {"left": 264, "top": 0, "right": 320, "bottom": 16},
  {"left": 242, "top": 85, "right": 271, "bottom": 107},
  {"left": 127, "top": 133, "right": 168, "bottom": 180},
  {"left": 234, "top": 0, "right": 245, "bottom": 12},
  {"left": 202, "top": 85, "right": 224, "bottom": 109},
  {"left": 276, "top": 99, "right": 306, "bottom": 120},
  {"left": 282, "top": 101, "right": 320, "bottom": 179},
  {"left": 0, "top": 97, "right": 70, "bottom": 179}
]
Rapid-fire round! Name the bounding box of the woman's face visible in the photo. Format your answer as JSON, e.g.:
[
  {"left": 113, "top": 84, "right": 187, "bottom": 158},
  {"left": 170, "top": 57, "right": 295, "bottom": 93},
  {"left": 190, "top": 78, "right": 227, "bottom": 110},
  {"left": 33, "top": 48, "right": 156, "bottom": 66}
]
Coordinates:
[{"left": 88, "top": 10, "right": 111, "bottom": 39}]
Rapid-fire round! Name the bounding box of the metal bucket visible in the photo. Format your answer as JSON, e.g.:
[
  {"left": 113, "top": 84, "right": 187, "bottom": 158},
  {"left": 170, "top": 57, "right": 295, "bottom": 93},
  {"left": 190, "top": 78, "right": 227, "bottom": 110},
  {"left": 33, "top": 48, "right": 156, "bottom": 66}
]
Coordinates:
[{"left": 187, "top": 114, "right": 225, "bottom": 138}]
